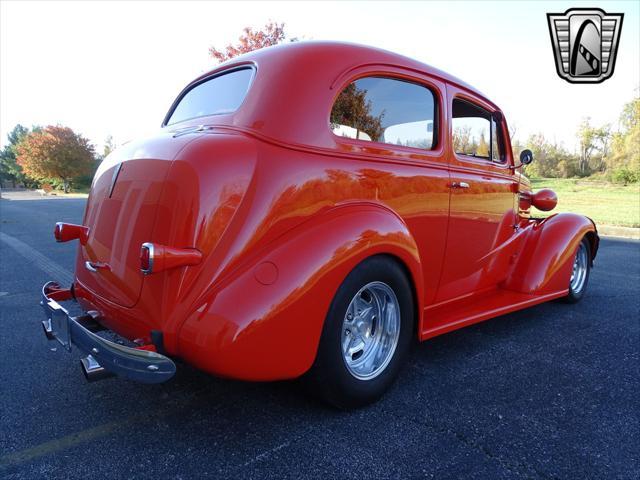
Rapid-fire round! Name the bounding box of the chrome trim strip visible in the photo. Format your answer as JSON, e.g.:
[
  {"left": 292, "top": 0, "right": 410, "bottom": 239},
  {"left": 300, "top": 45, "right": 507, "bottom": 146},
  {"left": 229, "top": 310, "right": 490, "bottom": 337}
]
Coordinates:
[
  {"left": 54, "top": 222, "right": 64, "bottom": 242},
  {"left": 108, "top": 162, "right": 123, "bottom": 199}
]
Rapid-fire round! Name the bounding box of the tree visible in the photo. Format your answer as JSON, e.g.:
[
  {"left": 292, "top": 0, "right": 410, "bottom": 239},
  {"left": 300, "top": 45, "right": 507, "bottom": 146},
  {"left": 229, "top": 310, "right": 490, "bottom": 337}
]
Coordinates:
[
  {"left": 102, "top": 135, "right": 116, "bottom": 159},
  {"left": 453, "top": 125, "right": 472, "bottom": 154},
  {"left": 330, "top": 82, "right": 384, "bottom": 142},
  {"left": 523, "top": 133, "right": 580, "bottom": 178},
  {"left": 0, "top": 124, "right": 29, "bottom": 187},
  {"left": 609, "top": 96, "right": 640, "bottom": 183},
  {"left": 576, "top": 118, "right": 613, "bottom": 176},
  {"left": 16, "top": 126, "right": 95, "bottom": 193},
  {"left": 593, "top": 124, "right": 611, "bottom": 173},
  {"left": 209, "top": 21, "right": 286, "bottom": 62},
  {"left": 476, "top": 131, "right": 489, "bottom": 157}
]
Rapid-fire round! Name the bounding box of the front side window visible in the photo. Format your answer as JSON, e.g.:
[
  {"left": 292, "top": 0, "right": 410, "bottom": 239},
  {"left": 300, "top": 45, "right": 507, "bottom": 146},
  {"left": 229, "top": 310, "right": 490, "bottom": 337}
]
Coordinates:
[
  {"left": 330, "top": 77, "right": 437, "bottom": 150},
  {"left": 166, "top": 67, "right": 254, "bottom": 125},
  {"left": 452, "top": 98, "right": 503, "bottom": 162}
]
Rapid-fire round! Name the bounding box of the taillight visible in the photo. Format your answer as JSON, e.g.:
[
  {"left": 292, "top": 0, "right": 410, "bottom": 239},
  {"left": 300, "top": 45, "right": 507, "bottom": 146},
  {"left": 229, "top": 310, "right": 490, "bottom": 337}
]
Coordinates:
[
  {"left": 140, "top": 243, "right": 154, "bottom": 275},
  {"left": 54, "top": 222, "right": 89, "bottom": 244},
  {"left": 139, "top": 242, "right": 201, "bottom": 275}
]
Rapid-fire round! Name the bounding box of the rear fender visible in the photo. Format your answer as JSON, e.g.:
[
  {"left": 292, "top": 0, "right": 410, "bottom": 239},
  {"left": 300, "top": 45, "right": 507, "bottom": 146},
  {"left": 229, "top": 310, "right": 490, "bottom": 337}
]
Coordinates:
[
  {"left": 504, "top": 213, "right": 598, "bottom": 295},
  {"left": 177, "top": 203, "right": 423, "bottom": 381}
]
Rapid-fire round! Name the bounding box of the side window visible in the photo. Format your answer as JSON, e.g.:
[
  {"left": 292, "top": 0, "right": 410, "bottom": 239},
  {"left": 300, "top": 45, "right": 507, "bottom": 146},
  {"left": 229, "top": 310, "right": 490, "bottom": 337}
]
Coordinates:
[
  {"left": 452, "top": 98, "right": 503, "bottom": 162},
  {"left": 330, "top": 77, "right": 437, "bottom": 150}
]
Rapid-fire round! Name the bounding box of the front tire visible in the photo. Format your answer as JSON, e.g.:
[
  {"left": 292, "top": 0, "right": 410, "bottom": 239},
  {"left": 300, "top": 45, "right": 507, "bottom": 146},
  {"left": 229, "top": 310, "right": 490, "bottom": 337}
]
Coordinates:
[
  {"left": 563, "top": 237, "right": 591, "bottom": 303},
  {"left": 308, "top": 256, "right": 414, "bottom": 409}
]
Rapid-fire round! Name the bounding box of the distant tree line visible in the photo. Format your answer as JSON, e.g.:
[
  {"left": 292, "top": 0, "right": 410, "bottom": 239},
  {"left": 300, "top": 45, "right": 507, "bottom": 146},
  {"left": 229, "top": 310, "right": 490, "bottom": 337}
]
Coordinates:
[
  {"left": 0, "top": 125, "right": 115, "bottom": 193},
  {"left": 513, "top": 96, "right": 639, "bottom": 184},
  {"left": 1, "top": 95, "right": 636, "bottom": 193}
]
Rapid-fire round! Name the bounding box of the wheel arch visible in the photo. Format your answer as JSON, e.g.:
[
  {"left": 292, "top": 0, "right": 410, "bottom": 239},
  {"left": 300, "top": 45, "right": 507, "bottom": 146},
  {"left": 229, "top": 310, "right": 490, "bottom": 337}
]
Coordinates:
[
  {"left": 583, "top": 227, "right": 600, "bottom": 264},
  {"left": 177, "top": 202, "right": 425, "bottom": 381},
  {"left": 505, "top": 213, "right": 599, "bottom": 295}
]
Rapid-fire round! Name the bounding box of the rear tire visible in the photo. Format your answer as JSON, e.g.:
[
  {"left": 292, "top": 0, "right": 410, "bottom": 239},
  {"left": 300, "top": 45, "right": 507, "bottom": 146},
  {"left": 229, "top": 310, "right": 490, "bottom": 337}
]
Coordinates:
[
  {"left": 563, "top": 237, "right": 591, "bottom": 304},
  {"left": 308, "top": 256, "right": 414, "bottom": 409}
]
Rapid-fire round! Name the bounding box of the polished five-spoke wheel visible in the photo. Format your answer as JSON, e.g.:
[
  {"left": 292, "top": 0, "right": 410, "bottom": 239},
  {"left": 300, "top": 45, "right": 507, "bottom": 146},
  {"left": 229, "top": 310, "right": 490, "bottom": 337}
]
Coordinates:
[
  {"left": 569, "top": 241, "right": 588, "bottom": 294},
  {"left": 341, "top": 282, "right": 400, "bottom": 380},
  {"left": 564, "top": 237, "right": 591, "bottom": 303},
  {"left": 309, "top": 256, "right": 414, "bottom": 409}
]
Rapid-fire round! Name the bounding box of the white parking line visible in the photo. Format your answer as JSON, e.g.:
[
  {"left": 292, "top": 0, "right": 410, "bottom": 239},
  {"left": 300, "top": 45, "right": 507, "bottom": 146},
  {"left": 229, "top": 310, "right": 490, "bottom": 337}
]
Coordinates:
[{"left": 0, "top": 232, "right": 74, "bottom": 286}]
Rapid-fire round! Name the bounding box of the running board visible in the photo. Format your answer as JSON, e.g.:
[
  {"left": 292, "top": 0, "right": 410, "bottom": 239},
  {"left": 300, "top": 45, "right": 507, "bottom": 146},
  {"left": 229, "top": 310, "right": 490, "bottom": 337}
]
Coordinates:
[{"left": 420, "top": 289, "right": 568, "bottom": 341}]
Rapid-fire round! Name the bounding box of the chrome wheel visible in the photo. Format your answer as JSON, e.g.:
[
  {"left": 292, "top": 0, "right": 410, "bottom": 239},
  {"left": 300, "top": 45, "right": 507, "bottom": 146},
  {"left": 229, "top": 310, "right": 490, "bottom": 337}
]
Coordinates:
[
  {"left": 570, "top": 242, "right": 588, "bottom": 293},
  {"left": 341, "top": 281, "right": 401, "bottom": 380}
]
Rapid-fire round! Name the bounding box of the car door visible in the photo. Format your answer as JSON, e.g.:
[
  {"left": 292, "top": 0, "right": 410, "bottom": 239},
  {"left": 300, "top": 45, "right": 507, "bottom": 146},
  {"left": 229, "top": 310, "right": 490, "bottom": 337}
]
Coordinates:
[
  {"left": 328, "top": 70, "right": 451, "bottom": 307},
  {"left": 435, "top": 85, "right": 518, "bottom": 303}
]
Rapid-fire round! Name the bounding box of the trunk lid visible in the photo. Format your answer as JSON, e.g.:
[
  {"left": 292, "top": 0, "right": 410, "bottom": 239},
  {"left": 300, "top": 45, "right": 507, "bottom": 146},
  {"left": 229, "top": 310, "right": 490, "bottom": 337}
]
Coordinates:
[{"left": 77, "top": 132, "right": 196, "bottom": 307}]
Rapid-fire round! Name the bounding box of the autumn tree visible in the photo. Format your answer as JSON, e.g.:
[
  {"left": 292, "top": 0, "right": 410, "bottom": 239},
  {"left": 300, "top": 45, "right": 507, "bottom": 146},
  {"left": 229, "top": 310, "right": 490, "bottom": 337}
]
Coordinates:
[
  {"left": 16, "top": 126, "right": 95, "bottom": 193},
  {"left": 330, "top": 83, "right": 385, "bottom": 142},
  {"left": 209, "top": 21, "right": 287, "bottom": 62}
]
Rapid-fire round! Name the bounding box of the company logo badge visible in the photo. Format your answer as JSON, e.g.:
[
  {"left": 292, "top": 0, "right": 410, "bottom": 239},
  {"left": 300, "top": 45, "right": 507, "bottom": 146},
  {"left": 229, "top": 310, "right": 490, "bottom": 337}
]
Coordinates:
[{"left": 547, "top": 8, "right": 624, "bottom": 84}]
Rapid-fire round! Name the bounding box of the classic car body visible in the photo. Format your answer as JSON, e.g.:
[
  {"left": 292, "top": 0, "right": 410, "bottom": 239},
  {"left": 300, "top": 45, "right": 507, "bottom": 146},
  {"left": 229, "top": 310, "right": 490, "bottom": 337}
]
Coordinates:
[{"left": 42, "top": 42, "right": 598, "bottom": 405}]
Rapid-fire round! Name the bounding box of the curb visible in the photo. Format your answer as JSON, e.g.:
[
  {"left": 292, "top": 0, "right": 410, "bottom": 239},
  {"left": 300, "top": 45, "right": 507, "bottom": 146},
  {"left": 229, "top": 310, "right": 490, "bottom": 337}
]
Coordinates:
[{"left": 598, "top": 225, "right": 640, "bottom": 240}]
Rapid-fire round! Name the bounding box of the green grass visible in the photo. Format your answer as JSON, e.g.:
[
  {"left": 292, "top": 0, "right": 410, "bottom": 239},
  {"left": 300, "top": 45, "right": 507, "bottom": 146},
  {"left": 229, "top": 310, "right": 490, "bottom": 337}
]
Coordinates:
[{"left": 530, "top": 178, "right": 640, "bottom": 228}]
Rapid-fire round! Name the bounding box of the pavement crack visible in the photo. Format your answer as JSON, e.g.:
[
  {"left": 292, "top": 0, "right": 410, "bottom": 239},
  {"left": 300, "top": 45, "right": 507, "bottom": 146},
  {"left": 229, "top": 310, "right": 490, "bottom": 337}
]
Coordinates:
[{"left": 406, "top": 415, "right": 557, "bottom": 480}]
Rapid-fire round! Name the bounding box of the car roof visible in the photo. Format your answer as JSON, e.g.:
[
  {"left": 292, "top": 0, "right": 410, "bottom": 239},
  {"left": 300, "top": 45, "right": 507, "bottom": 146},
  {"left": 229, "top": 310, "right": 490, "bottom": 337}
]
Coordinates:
[
  {"left": 170, "top": 41, "right": 500, "bottom": 149},
  {"left": 211, "top": 41, "right": 490, "bottom": 97}
]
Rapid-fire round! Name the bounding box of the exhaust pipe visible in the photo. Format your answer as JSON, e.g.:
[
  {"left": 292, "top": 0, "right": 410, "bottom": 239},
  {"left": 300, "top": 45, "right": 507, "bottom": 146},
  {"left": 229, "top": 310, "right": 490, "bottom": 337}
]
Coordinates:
[{"left": 80, "top": 355, "right": 114, "bottom": 382}]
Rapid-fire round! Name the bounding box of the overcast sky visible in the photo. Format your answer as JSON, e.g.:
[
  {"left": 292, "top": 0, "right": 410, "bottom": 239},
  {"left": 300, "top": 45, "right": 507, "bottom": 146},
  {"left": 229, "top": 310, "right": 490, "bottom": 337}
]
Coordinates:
[{"left": 1, "top": 0, "right": 638, "bottom": 152}]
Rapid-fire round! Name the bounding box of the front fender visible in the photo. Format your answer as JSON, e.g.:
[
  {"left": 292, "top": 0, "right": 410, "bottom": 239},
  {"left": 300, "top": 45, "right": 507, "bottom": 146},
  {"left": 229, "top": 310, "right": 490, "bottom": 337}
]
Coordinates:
[
  {"left": 177, "top": 203, "right": 423, "bottom": 381},
  {"left": 505, "top": 213, "right": 598, "bottom": 295}
]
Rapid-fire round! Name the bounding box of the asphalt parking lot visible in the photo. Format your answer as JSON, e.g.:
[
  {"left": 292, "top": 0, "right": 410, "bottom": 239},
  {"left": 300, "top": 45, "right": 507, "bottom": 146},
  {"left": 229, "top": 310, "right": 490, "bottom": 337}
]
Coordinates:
[{"left": 1, "top": 193, "right": 638, "bottom": 479}]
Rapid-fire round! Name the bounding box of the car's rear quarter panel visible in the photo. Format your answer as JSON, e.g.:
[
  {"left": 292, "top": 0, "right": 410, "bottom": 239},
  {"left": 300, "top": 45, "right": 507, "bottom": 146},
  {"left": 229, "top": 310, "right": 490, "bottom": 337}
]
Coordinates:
[{"left": 166, "top": 136, "right": 451, "bottom": 379}]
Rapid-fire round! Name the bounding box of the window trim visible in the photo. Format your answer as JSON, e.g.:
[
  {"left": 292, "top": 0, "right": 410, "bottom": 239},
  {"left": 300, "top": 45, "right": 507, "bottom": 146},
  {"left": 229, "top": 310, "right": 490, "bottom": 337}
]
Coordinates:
[
  {"left": 328, "top": 74, "right": 441, "bottom": 154},
  {"left": 162, "top": 64, "right": 256, "bottom": 127},
  {"left": 489, "top": 114, "right": 506, "bottom": 163},
  {"left": 451, "top": 96, "right": 506, "bottom": 165}
]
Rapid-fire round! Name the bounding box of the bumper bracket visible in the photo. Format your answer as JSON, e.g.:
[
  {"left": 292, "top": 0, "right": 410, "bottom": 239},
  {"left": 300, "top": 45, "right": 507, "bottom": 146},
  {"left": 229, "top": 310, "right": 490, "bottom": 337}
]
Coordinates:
[{"left": 40, "top": 281, "right": 176, "bottom": 384}]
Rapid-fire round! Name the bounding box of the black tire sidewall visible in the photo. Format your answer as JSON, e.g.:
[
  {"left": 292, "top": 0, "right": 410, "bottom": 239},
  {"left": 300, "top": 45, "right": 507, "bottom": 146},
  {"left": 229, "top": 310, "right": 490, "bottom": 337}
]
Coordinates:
[{"left": 312, "top": 256, "right": 414, "bottom": 408}]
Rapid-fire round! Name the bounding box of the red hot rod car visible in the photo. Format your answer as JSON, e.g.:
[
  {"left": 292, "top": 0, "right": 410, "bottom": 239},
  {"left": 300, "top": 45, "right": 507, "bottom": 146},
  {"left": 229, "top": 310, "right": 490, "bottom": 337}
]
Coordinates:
[{"left": 42, "top": 42, "right": 598, "bottom": 407}]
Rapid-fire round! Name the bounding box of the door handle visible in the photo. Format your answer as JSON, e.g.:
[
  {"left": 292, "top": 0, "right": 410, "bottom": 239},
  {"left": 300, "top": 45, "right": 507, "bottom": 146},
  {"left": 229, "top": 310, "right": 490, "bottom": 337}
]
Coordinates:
[
  {"left": 451, "top": 181, "right": 470, "bottom": 189},
  {"left": 85, "top": 261, "right": 110, "bottom": 273}
]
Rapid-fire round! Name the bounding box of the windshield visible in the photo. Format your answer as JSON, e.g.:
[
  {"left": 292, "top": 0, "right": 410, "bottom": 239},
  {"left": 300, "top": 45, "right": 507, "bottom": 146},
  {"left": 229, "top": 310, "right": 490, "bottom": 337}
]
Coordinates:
[{"left": 166, "top": 67, "right": 254, "bottom": 125}]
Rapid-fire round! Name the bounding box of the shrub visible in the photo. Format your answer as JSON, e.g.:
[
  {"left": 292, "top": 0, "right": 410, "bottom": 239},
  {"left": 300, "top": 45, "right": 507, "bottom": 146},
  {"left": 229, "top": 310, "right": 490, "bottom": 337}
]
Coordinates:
[{"left": 611, "top": 167, "right": 639, "bottom": 185}]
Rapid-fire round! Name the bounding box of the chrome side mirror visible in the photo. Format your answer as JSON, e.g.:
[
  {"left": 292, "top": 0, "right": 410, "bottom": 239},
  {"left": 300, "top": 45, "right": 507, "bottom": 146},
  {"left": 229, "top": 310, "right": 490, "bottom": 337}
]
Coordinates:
[{"left": 520, "top": 149, "right": 534, "bottom": 165}]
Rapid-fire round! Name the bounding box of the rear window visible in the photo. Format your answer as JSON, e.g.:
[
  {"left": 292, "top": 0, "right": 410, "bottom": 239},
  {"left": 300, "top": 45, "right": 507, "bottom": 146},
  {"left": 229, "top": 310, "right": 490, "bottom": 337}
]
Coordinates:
[
  {"left": 330, "top": 76, "right": 437, "bottom": 150},
  {"left": 166, "top": 67, "right": 254, "bottom": 125}
]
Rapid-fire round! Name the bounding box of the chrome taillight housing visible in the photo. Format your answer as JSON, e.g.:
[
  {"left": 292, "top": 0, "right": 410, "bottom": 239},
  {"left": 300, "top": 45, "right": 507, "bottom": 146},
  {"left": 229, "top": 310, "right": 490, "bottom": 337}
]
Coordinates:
[
  {"left": 140, "top": 243, "right": 154, "bottom": 275},
  {"left": 139, "top": 242, "right": 201, "bottom": 275}
]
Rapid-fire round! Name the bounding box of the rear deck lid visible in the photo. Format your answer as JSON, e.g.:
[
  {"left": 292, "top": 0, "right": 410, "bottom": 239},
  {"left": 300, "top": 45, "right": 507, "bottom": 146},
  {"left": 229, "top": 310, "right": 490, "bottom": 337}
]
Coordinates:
[{"left": 77, "top": 132, "right": 195, "bottom": 307}]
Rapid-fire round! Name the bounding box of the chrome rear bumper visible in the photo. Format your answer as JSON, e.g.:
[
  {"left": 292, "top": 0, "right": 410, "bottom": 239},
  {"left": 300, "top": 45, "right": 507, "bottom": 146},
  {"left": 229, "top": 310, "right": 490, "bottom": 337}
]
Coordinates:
[{"left": 40, "top": 281, "right": 176, "bottom": 384}]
